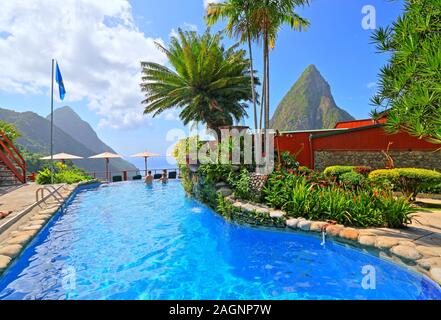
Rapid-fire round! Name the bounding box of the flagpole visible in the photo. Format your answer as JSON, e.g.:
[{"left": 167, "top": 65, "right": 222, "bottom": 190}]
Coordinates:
[{"left": 50, "top": 59, "right": 54, "bottom": 184}]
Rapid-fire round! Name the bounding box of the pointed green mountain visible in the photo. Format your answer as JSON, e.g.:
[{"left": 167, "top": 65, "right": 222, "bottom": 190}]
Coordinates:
[{"left": 270, "top": 65, "right": 354, "bottom": 131}]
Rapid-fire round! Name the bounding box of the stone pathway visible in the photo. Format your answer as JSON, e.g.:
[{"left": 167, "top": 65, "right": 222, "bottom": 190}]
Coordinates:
[{"left": 0, "top": 182, "right": 82, "bottom": 273}]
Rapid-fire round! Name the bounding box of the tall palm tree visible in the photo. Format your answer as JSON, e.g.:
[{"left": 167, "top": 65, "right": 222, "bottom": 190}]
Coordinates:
[
  {"left": 251, "top": 0, "right": 310, "bottom": 129},
  {"left": 140, "top": 29, "right": 256, "bottom": 138},
  {"left": 206, "top": 0, "right": 260, "bottom": 131}
]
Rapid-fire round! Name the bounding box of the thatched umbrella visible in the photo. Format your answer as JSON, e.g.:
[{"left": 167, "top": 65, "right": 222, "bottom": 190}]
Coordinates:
[
  {"left": 89, "top": 152, "right": 122, "bottom": 181},
  {"left": 130, "top": 151, "right": 160, "bottom": 176},
  {"left": 41, "top": 152, "right": 84, "bottom": 164}
]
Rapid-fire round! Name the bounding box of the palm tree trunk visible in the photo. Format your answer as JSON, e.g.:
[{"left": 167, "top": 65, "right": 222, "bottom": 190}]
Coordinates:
[
  {"left": 260, "top": 39, "right": 267, "bottom": 130},
  {"left": 264, "top": 32, "right": 270, "bottom": 130},
  {"left": 266, "top": 39, "right": 270, "bottom": 129},
  {"left": 247, "top": 30, "right": 258, "bottom": 131}
]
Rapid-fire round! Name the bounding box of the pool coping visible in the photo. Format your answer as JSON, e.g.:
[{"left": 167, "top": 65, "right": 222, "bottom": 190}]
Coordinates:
[
  {"left": 223, "top": 195, "right": 441, "bottom": 287},
  {"left": 0, "top": 180, "right": 101, "bottom": 275}
]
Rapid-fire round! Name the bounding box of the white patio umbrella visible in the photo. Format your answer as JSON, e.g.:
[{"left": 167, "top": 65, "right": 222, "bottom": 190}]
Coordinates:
[
  {"left": 89, "top": 152, "right": 122, "bottom": 181},
  {"left": 41, "top": 152, "right": 84, "bottom": 164},
  {"left": 130, "top": 151, "right": 160, "bottom": 176}
]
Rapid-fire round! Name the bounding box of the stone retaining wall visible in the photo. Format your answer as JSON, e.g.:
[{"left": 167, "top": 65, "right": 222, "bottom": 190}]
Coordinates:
[
  {"left": 222, "top": 195, "right": 441, "bottom": 286},
  {"left": 314, "top": 150, "right": 441, "bottom": 172}
]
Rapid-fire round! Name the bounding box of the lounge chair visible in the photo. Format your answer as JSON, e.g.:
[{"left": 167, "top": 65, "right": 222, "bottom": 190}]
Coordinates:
[
  {"left": 153, "top": 173, "right": 162, "bottom": 180},
  {"left": 168, "top": 171, "right": 177, "bottom": 179},
  {"left": 132, "top": 175, "right": 142, "bottom": 180}
]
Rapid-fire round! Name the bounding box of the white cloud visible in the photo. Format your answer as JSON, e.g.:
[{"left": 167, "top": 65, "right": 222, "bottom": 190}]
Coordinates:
[
  {"left": 0, "top": 0, "right": 167, "bottom": 129},
  {"left": 366, "top": 82, "right": 377, "bottom": 89}
]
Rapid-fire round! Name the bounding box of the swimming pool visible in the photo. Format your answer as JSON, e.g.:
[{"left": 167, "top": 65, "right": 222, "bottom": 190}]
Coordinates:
[{"left": 0, "top": 181, "right": 440, "bottom": 300}]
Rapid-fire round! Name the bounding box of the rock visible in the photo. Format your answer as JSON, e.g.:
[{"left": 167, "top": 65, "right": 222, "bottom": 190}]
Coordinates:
[
  {"left": 31, "top": 214, "right": 51, "bottom": 221},
  {"left": 358, "top": 235, "right": 376, "bottom": 247},
  {"left": 29, "top": 220, "right": 45, "bottom": 226},
  {"left": 430, "top": 267, "right": 441, "bottom": 285},
  {"left": 7, "top": 234, "right": 32, "bottom": 245},
  {"left": 326, "top": 225, "right": 344, "bottom": 237},
  {"left": 298, "top": 220, "right": 312, "bottom": 231},
  {"left": 310, "top": 221, "right": 327, "bottom": 232},
  {"left": 390, "top": 245, "right": 422, "bottom": 261},
  {"left": 217, "top": 187, "right": 232, "bottom": 197},
  {"left": 398, "top": 240, "right": 416, "bottom": 247},
  {"left": 0, "top": 245, "right": 22, "bottom": 258},
  {"left": 241, "top": 203, "right": 256, "bottom": 213},
  {"left": 38, "top": 208, "right": 57, "bottom": 215},
  {"left": 19, "top": 225, "right": 42, "bottom": 231},
  {"left": 255, "top": 207, "right": 270, "bottom": 215},
  {"left": 417, "top": 257, "right": 441, "bottom": 271},
  {"left": 232, "top": 202, "right": 243, "bottom": 210},
  {"left": 416, "top": 246, "right": 441, "bottom": 257},
  {"left": 339, "top": 228, "right": 359, "bottom": 241},
  {"left": 269, "top": 210, "right": 285, "bottom": 219},
  {"left": 215, "top": 182, "right": 227, "bottom": 188},
  {"left": 375, "top": 237, "right": 399, "bottom": 249},
  {"left": 286, "top": 218, "right": 300, "bottom": 229},
  {"left": 0, "top": 255, "right": 11, "bottom": 270}
]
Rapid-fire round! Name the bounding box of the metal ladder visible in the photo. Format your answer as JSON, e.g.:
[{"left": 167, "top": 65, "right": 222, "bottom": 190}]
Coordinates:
[{"left": 35, "top": 185, "right": 65, "bottom": 203}]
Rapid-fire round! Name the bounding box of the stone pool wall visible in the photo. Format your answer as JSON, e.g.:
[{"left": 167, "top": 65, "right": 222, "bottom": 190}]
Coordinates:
[
  {"left": 0, "top": 180, "right": 99, "bottom": 275},
  {"left": 215, "top": 194, "right": 441, "bottom": 286}
]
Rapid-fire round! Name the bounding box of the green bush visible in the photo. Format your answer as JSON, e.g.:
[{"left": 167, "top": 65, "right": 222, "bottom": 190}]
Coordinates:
[
  {"left": 340, "top": 172, "right": 366, "bottom": 188},
  {"left": 279, "top": 151, "right": 299, "bottom": 171},
  {"left": 369, "top": 168, "right": 441, "bottom": 200},
  {"left": 323, "top": 166, "right": 354, "bottom": 177},
  {"left": 261, "top": 170, "right": 414, "bottom": 228},
  {"left": 198, "top": 163, "right": 232, "bottom": 183},
  {"left": 228, "top": 168, "right": 251, "bottom": 200},
  {"left": 36, "top": 163, "right": 91, "bottom": 185}
]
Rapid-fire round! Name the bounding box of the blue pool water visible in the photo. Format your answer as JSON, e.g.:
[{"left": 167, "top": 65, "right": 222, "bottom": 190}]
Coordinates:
[{"left": 0, "top": 181, "right": 440, "bottom": 300}]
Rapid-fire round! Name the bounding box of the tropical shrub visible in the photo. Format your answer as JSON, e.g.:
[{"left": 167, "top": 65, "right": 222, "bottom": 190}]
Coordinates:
[
  {"left": 340, "top": 172, "right": 366, "bottom": 189},
  {"left": 0, "top": 120, "right": 21, "bottom": 143},
  {"left": 323, "top": 166, "right": 354, "bottom": 178},
  {"left": 279, "top": 151, "right": 299, "bottom": 171},
  {"left": 228, "top": 168, "right": 252, "bottom": 200},
  {"left": 261, "top": 170, "right": 414, "bottom": 228},
  {"left": 369, "top": 168, "right": 441, "bottom": 200},
  {"left": 36, "top": 163, "right": 91, "bottom": 185},
  {"left": 353, "top": 166, "right": 372, "bottom": 176},
  {"left": 198, "top": 163, "right": 232, "bottom": 183}
]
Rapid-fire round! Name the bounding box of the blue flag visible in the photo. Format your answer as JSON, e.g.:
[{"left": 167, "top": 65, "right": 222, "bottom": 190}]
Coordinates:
[{"left": 55, "top": 62, "right": 66, "bottom": 100}]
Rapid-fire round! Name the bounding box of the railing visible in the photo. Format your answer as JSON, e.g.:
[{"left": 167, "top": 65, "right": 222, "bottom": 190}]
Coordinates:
[
  {"left": 0, "top": 130, "right": 26, "bottom": 183},
  {"left": 85, "top": 168, "right": 180, "bottom": 182},
  {"left": 36, "top": 185, "right": 64, "bottom": 203}
]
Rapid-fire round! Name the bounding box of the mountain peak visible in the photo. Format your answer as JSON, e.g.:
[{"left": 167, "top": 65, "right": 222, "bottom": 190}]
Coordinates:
[{"left": 270, "top": 65, "right": 354, "bottom": 131}]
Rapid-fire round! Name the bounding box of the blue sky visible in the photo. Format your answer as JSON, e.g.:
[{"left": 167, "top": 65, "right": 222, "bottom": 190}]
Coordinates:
[{"left": 0, "top": 0, "right": 404, "bottom": 168}]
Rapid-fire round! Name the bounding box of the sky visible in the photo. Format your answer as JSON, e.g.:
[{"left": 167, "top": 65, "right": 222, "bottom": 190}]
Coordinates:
[{"left": 0, "top": 0, "right": 405, "bottom": 169}]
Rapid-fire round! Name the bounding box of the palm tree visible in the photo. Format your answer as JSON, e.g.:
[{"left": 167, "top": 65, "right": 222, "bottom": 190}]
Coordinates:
[
  {"left": 140, "top": 29, "right": 256, "bottom": 138},
  {"left": 206, "top": 0, "right": 259, "bottom": 131},
  {"left": 251, "top": 0, "right": 310, "bottom": 129}
]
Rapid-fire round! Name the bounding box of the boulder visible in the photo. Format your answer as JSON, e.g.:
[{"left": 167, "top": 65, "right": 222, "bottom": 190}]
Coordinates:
[
  {"left": 358, "top": 235, "right": 376, "bottom": 247},
  {"left": 310, "top": 221, "right": 327, "bottom": 232},
  {"left": 7, "top": 234, "right": 32, "bottom": 245},
  {"left": 390, "top": 245, "right": 422, "bottom": 261},
  {"left": 326, "top": 225, "right": 344, "bottom": 237},
  {"left": 269, "top": 210, "right": 285, "bottom": 219},
  {"left": 339, "top": 228, "right": 359, "bottom": 241},
  {"left": 417, "top": 257, "right": 441, "bottom": 271},
  {"left": 298, "top": 220, "right": 312, "bottom": 231},
  {"left": 0, "top": 244, "right": 22, "bottom": 258},
  {"left": 398, "top": 240, "right": 416, "bottom": 247},
  {"left": 217, "top": 187, "right": 232, "bottom": 197},
  {"left": 215, "top": 182, "right": 227, "bottom": 188},
  {"left": 375, "top": 237, "right": 399, "bottom": 249},
  {"left": 416, "top": 246, "right": 441, "bottom": 258},
  {"left": 430, "top": 267, "right": 441, "bottom": 285},
  {"left": 255, "top": 207, "right": 270, "bottom": 215},
  {"left": 0, "top": 255, "right": 11, "bottom": 271},
  {"left": 286, "top": 218, "right": 301, "bottom": 229}
]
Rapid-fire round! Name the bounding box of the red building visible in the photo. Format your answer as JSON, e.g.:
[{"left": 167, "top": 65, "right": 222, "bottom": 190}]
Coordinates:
[{"left": 275, "top": 117, "right": 441, "bottom": 171}]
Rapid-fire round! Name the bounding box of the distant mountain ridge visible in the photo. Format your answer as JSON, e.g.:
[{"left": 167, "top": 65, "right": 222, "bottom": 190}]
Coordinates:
[
  {"left": 0, "top": 107, "right": 137, "bottom": 175},
  {"left": 271, "top": 65, "right": 354, "bottom": 131}
]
